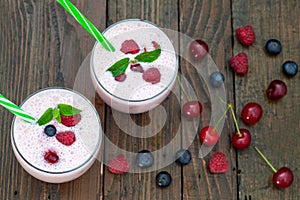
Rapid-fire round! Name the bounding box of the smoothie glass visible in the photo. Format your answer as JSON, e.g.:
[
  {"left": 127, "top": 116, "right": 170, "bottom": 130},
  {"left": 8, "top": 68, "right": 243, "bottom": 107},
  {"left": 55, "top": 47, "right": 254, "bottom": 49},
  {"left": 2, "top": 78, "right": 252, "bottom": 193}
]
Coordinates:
[
  {"left": 11, "top": 87, "right": 102, "bottom": 183},
  {"left": 90, "top": 19, "right": 178, "bottom": 114}
]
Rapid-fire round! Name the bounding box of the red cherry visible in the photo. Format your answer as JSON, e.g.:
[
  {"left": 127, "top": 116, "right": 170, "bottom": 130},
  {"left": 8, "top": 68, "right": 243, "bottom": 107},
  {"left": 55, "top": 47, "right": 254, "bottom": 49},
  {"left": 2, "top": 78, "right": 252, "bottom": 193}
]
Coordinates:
[
  {"left": 231, "top": 128, "right": 251, "bottom": 149},
  {"left": 182, "top": 101, "right": 202, "bottom": 118},
  {"left": 44, "top": 150, "right": 59, "bottom": 164},
  {"left": 273, "top": 167, "right": 294, "bottom": 188},
  {"left": 189, "top": 40, "right": 209, "bottom": 61},
  {"left": 241, "top": 102, "right": 263, "bottom": 125},
  {"left": 266, "top": 80, "right": 287, "bottom": 100},
  {"left": 199, "top": 126, "right": 219, "bottom": 146}
]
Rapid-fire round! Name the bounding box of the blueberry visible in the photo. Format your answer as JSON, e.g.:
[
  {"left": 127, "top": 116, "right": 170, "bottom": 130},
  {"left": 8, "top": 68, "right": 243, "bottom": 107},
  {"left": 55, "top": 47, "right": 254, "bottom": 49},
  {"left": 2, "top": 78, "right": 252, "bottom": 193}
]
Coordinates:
[
  {"left": 44, "top": 125, "right": 57, "bottom": 137},
  {"left": 156, "top": 171, "right": 172, "bottom": 187},
  {"left": 282, "top": 61, "right": 298, "bottom": 77},
  {"left": 209, "top": 71, "right": 225, "bottom": 88},
  {"left": 265, "top": 39, "right": 282, "bottom": 55},
  {"left": 175, "top": 149, "right": 192, "bottom": 165},
  {"left": 136, "top": 150, "right": 154, "bottom": 168}
]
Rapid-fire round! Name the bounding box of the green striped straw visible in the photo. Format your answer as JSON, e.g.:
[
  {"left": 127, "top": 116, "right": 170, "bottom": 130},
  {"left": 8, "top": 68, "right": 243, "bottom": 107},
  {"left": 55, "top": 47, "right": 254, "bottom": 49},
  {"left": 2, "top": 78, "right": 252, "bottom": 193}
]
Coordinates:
[
  {"left": 57, "top": 0, "right": 115, "bottom": 52},
  {"left": 0, "top": 93, "right": 36, "bottom": 124}
]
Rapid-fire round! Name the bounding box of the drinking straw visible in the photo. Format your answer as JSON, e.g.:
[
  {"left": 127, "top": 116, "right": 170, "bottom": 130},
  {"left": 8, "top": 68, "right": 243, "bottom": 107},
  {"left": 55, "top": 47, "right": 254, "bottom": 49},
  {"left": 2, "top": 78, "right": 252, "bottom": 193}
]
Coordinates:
[
  {"left": 57, "top": 0, "right": 115, "bottom": 52},
  {"left": 0, "top": 93, "right": 36, "bottom": 124}
]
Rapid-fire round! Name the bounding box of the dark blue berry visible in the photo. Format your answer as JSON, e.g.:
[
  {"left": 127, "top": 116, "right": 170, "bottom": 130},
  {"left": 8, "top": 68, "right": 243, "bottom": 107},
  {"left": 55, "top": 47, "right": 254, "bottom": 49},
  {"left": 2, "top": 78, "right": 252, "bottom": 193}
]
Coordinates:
[
  {"left": 282, "top": 61, "right": 298, "bottom": 77},
  {"left": 209, "top": 71, "right": 225, "bottom": 88},
  {"left": 175, "top": 149, "right": 192, "bottom": 165},
  {"left": 265, "top": 39, "right": 282, "bottom": 55},
  {"left": 44, "top": 125, "right": 57, "bottom": 137},
  {"left": 156, "top": 171, "right": 172, "bottom": 187},
  {"left": 136, "top": 150, "right": 154, "bottom": 168}
]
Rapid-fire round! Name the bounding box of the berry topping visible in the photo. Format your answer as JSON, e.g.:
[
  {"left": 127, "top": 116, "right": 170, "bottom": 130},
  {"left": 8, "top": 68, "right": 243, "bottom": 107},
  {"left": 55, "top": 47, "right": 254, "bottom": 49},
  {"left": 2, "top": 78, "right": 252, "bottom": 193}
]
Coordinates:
[
  {"left": 108, "top": 154, "right": 130, "bottom": 174},
  {"left": 44, "top": 125, "right": 57, "bottom": 137},
  {"left": 156, "top": 171, "right": 172, "bottom": 187},
  {"left": 209, "top": 71, "right": 225, "bottom": 88},
  {"left": 136, "top": 150, "right": 154, "bottom": 168},
  {"left": 232, "top": 128, "right": 251, "bottom": 150},
  {"left": 265, "top": 39, "right": 282, "bottom": 55},
  {"left": 208, "top": 152, "right": 229, "bottom": 173},
  {"left": 60, "top": 113, "right": 81, "bottom": 127},
  {"left": 236, "top": 25, "right": 256, "bottom": 46},
  {"left": 241, "top": 102, "right": 263, "bottom": 125},
  {"left": 55, "top": 131, "right": 76, "bottom": 146},
  {"left": 189, "top": 39, "right": 209, "bottom": 61},
  {"left": 114, "top": 73, "right": 127, "bottom": 82},
  {"left": 44, "top": 150, "right": 59, "bottom": 164},
  {"left": 266, "top": 80, "right": 287, "bottom": 100},
  {"left": 130, "top": 63, "right": 144, "bottom": 73},
  {"left": 142, "top": 67, "right": 161, "bottom": 84},
  {"left": 282, "top": 61, "right": 298, "bottom": 77},
  {"left": 175, "top": 149, "right": 192, "bottom": 165},
  {"left": 152, "top": 41, "right": 159, "bottom": 49},
  {"left": 182, "top": 101, "right": 202, "bottom": 118},
  {"left": 120, "top": 39, "right": 140, "bottom": 54},
  {"left": 199, "top": 126, "right": 219, "bottom": 146},
  {"left": 229, "top": 52, "right": 249, "bottom": 75}
]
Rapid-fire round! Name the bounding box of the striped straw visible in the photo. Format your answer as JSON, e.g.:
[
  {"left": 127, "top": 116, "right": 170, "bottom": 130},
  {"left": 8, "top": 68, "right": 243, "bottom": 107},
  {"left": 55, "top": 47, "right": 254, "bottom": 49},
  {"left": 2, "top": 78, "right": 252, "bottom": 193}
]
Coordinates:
[
  {"left": 0, "top": 93, "right": 36, "bottom": 124},
  {"left": 57, "top": 0, "right": 115, "bottom": 52}
]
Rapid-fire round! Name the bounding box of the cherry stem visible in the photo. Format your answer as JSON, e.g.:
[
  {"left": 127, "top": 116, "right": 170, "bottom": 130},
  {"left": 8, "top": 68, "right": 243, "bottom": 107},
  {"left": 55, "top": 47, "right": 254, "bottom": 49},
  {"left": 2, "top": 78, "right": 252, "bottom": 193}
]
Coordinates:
[
  {"left": 212, "top": 105, "right": 230, "bottom": 133},
  {"left": 177, "top": 75, "right": 191, "bottom": 101},
  {"left": 253, "top": 146, "right": 277, "bottom": 173}
]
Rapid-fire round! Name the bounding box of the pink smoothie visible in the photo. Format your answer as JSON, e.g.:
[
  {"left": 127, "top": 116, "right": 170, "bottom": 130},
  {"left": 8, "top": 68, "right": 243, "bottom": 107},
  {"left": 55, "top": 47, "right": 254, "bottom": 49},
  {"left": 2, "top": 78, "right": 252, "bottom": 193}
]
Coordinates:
[
  {"left": 11, "top": 88, "right": 102, "bottom": 183},
  {"left": 90, "top": 19, "right": 178, "bottom": 113}
]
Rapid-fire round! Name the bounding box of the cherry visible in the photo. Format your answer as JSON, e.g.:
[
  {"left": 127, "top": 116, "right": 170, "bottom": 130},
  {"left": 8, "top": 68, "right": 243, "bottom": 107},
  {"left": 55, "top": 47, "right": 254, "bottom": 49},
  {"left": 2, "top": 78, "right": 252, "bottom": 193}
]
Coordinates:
[
  {"left": 254, "top": 146, "right": 294, "bottom": 188},
  {"left": 44, "top": 150, "right": 59, "bottom": 164},
  {"left": 182, "top": 101, "right": 202, "bottom": 118},
  {"left": 199, "top": 126, "right": 219, "bottom": 146},
  {"left": 241, "top": 102, "right": 263, "bottom": 125},
  {"left": 266, "top": 80, "right": 287, "bottom": 100},
  {"left": 231, "top": 128, "right": 251, "bottom": 149},
  {"left": 189, "top": 39, "right": 209, "bottom": 61}
]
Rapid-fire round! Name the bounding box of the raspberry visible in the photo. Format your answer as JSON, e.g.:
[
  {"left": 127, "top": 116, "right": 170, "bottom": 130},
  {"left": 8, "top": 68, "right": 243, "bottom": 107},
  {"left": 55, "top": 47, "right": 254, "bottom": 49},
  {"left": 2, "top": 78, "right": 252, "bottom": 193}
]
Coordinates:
[
  {"left": 44, "top": 150, "right": 59, "bottom": 164},
  {"left": 208, "top": 152, "right": 228, "bottom": 173},
  {"left": 108, "top": 154, "right": 130, "bottom": 174},
  {"left": 236, "top": 25, "right": 255, "bottom": 46},
  {"left": 60, "top": 114, "right": 81, "bottom": 127},
  {"left": 142, "top": 67, "right": 161, "bottom": 84},
  {"left": 120, "top": 39, "right": 140, "bottom": 54},
  {"left": 56, "top": 131, "right": 76, "bottom": 146},
  {"left": 229, "top": 52, "right": 248, "bottom": 75}
]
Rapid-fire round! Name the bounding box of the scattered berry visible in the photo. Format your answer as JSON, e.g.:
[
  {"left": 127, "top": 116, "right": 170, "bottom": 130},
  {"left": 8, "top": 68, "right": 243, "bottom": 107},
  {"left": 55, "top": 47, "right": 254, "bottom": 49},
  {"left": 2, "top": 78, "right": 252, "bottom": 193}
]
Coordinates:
[
  {"left": 114, "top": 73, "right": 127, "bottom": 82},
  {"left": 152, "top": 41, "right": 159, "bottom": 49},
  {"left": 136, "top": 150, "right": 154, "bottom": 168},
  {"left": 44, "top": 150, "right": 59, "bottom": 164},
  {"left": 130, "top": 63, "right": 144, "bottom": 73},
  {"left": 60, "top": 114, "right": 81, "bottom": 127},
  {"left": 265, "top": 39, "right": 282, "bottom": 55},
  {"left": 236, "top": 25, "right": 256, "bottom": 46},
  {"left": 266, "top": 80, "right": 287, "bottom": 100},
  {"left": 229, "top": 52, "right": 248, "bottom": 75},
  {"left": 199, "top": 126, "right": 219, "bottom": 146},
  {"left": 232, "top": 128, "right": 251, "bottom": 150},
  {"left": 182, "top": 101, "right": 202, "bottom": 119},
  {"left": 108, "top": 154, "right": 130, "bottom": 174},
  {"left": 189, "top": 39, "right": 209, "bottom": 61},
  {"left": 209, "top": 71, "right": 225, "bottom": 88},
  {"left": 282, "top": 61, "right": 298, "bottom": 77},
  {"left": 208, "top": 152, "right": 228, "bottom": 173},
  {"left": 156, "top": 171, "right": 172, "bottom": 187},
  {"left": 44, "top": 125, "right": 57, "bottom": 137},
  {"left": 55, "top": 131, "right": 76, "bottom": 146},
  {"left": 175, "top": 149, "right": 192, "bottom": 165},
  {"left": 241, "top": 102, "right": 263, "bottom": 125},
  {"left": 142, "top": 67, "right": 161, "bottom": 84},
  {"left": 120, "top": 39, "right": 140, "bottom": 54},
  {"left": 273, "top": 167, "right": 294, "bottom": 188}
]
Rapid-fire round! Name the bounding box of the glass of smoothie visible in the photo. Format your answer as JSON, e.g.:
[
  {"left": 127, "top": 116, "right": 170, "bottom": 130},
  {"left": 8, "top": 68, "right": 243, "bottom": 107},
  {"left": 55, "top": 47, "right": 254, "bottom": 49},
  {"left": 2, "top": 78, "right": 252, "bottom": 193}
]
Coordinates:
[
  {"left": 90, "top": 19, "right": 178, "bottom": 114},
  {"left": 11, "top": 87, "right": 102, "bottom": 183}
]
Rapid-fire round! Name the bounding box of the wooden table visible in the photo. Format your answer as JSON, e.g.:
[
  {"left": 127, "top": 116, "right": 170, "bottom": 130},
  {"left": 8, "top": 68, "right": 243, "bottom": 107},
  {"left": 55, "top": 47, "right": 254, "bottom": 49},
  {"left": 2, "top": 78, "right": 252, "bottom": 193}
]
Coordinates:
[{"left": 0, "top": 1, "right": 299, "bottom": 199}]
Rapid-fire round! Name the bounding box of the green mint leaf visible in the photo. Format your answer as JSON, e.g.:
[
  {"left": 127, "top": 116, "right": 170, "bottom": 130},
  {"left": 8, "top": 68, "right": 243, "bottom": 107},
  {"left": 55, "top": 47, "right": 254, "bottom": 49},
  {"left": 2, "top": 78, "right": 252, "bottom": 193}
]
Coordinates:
[
  {"left": 134, "top": 47, "right": 161, "bottom": 63},
  {"left": 37, "top": 108, "right": 53, "bottom": 126},
  {"left": 107, "top": 57, "right": 130, "bottom": 77},
  {"left": 53, "top": 108, "right": 61, "bottom": 123},
  {"left": 58, "top": 104, "right": 82, "bottom": 116}
]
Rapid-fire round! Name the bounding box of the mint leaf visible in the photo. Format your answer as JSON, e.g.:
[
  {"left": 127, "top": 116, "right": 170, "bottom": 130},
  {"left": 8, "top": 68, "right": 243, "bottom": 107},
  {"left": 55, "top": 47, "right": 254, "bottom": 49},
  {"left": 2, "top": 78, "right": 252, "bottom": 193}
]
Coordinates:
[
  {"left": 53, "top": 108, "right": 61, "bottom": 123},
  {"left": 134, "top": 47, "right": 161, "bottom": 62},
  {"left": 58, "top": 104, "right": 82, "bottom": 116},
  {"left": 37, "top": 108, "right": 53, "bottom": 126},
  {"left": 107, "top": 57, "right": 130, "bottom": 77}
]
